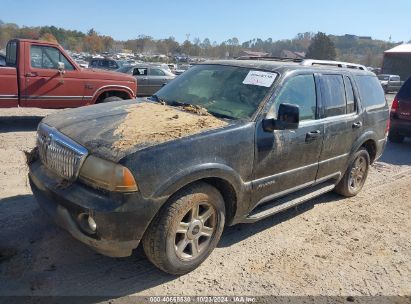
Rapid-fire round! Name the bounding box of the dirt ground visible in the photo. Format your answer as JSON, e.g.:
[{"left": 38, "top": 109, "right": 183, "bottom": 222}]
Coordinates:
[{"left": 0, "top": 94, "right": 410, "bottom": 300}]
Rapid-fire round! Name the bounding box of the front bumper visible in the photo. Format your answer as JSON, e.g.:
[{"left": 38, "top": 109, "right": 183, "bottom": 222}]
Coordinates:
[{"left": 29, "top": 159, "right": 164, "bottom": 257}]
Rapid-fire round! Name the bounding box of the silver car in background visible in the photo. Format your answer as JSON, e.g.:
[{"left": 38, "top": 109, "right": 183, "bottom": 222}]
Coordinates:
[
  {"left": 377, "top": 74, "right": 403, "bottom": 93},
  {"left": 117, "top": 65, "right": 175, "bottom": 96}
]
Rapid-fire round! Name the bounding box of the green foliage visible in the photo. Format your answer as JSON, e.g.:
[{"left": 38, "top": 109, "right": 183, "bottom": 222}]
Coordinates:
[{"left": 306, "top": 32, "right": 336, "bottom": 60}]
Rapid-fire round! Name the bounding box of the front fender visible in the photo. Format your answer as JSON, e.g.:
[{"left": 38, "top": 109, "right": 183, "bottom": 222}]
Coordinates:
[{"left": 153, "top": 163, "right": 248, "bottom": 200}]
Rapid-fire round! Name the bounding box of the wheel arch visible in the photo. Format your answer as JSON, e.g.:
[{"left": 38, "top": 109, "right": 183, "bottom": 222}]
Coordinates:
[
  {"left": 92, "top": 86, "right": 135, "bottom": 104},
  {"left": 152, "top": 164, "right": 249, "bottom": 226}
]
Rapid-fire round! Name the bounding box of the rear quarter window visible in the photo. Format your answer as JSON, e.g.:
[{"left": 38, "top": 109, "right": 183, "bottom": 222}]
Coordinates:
[{"left": 355, "top": 75, "right": 386, "bottom": 110}]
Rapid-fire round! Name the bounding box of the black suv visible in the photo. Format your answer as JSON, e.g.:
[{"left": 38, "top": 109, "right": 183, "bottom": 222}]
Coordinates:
[
  {"left": 28, "top": 59, "right": 389, "bottom": 274},
  {"left": 89, "top": 58, "right": 126, "bottom": 70},
  {"left": 388, "top": 76, "right": 411, "bottom": 143}
]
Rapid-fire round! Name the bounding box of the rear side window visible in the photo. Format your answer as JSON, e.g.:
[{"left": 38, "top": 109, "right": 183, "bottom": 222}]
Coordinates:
[
  {"left": 355, "top": 76, "right": 386, "bottom": 110},
  {"left": 321, "top": 74, "right": 346, "bottom": 117},
  {"left": 397, "top": 77, "right": 411, "bottom": 100},
  {"left": 344, "top": 76, "right": 356, "bottom": 114},
  {"left": 150, "top": 68, "right": 166, "bottom": 76},
  {"left": 6, "top": 41, "right": 17, "bottom": 67},
  {"left": 390, "top": 76, "right": 400, "bottom": 81}
]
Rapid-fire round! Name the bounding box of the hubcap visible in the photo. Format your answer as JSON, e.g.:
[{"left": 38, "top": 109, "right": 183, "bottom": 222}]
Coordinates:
[
  {"left": 174, "top": 202, "right": 216, "bottom": 261},
  {"left": 349, "top": 155, "right": 367, "bottom": 191}
]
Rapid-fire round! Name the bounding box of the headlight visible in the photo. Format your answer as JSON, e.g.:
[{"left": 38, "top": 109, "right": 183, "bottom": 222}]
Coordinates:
[{"left": 79, "top": 155, "right": 138, "bottom": 192}]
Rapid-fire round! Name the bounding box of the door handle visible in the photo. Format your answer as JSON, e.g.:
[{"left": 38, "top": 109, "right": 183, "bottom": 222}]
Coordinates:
[
  {"left": 305, "top": 130, "right": 321, "bottom": 142},
  {"left": 352, "top": 121, "right": 362, "bottom": 129},
  {"left": 25, "top": 72, "right": 38, "bottom": 77}
]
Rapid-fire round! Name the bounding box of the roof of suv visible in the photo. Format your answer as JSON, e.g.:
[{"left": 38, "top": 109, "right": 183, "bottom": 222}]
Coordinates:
[{"left": 202, "top": 58, "right": 375, "bottom": 76}]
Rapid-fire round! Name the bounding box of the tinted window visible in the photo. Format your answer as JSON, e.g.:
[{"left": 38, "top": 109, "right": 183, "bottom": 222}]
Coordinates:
[
  {"left": 30, "top": 46, "right": 74, "bottom": 70},
  {"left": 321, "top": 75, "right": 346, "bottom": 117},
  {"left": 108, "top": 60, "right": 118, "bottom": 69},
  {"left": 6, "top": 41, "right": 17, "bottom": 66},
  {"left": 397, "top": 76, "right": 411, "bottom": 100},
  {"left": 344, "top": 76, "right": 356, "bottom": 114},
  {"left": 355, "top": 76, "right": 386, "bottom": 109},
  {"left": 390, "top": 76, "right": 400, "bottom": 81},
  {"left": 275, "top": 74, "right": 317, "bottom": 121},
  {"left": 150, "top": 68, "right": 166, "bottom": 76},
  {"left": 133, "top": 68, "right": 148, "bottom": 76}
]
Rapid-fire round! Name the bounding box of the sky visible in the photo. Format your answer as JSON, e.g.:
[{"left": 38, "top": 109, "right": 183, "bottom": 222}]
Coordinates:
[{"left": 1, "top": 0, "right": 411, "bottom": 43}]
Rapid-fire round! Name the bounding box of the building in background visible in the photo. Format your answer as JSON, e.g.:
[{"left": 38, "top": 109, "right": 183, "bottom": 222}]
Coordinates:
[{"left": 382, "top": 44, "right": 411, "bottom": 80}]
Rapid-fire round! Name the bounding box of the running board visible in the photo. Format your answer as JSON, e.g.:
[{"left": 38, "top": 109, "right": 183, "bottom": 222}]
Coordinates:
[{"left": 243, "top": 182, "right": 335, "bottom": 223}]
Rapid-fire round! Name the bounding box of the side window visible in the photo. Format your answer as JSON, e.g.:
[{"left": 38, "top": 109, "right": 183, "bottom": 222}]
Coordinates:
[
  {"left": 6, "top": 41, "right": 17, "bottom": 67},
  {"left": 274, "top": 74, "right": 317, "bottom": 121},
  {"left": 30, "top": 46, "right": 74, "bottom": 70},
  {"left": 108, "top": 60, "right": 118, "bottom": 69},
  {"left": 344, "top": 76, "right": 356, "bottom": 114},
  {"left": 133, "top": 68, "right": 148, "bottom": 76},
  {"left": 150, "top": 68, "right": 165, "bottom": 76},
  {"left": 321, "top": 74, "right": 346, "bottom": 117},
  {"left": 355, "top": 76, "right": 386, "bottom": 110}
]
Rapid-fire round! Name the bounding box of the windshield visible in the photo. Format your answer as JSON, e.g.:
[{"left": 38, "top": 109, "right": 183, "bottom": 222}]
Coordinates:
[
  {"left": 377, "top": 75, "right": 389, "bottom": 81},
  {"left": 153, "top": 64, "right": 277, "bottom": 119}
]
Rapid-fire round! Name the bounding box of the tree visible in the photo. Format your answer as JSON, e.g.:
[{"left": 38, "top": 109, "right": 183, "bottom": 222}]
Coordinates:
[
  {"left": 40, "top": 33, "right": 57, "bottom": 43},
  {"left": 306, "top": 32, "right": 336, "bottom": 60}
]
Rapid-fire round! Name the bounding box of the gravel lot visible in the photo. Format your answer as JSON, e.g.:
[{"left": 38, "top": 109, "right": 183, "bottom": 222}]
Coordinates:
[{"left": 0, "top": 94, "right": 410, "bottom": 300}]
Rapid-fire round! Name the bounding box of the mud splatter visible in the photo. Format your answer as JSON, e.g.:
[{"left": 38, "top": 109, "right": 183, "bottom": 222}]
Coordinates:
[{"left": 113, "top": 102, "right": 228, "bottom": 151}]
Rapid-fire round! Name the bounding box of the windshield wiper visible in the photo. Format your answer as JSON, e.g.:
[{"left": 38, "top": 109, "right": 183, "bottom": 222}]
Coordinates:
[{"left": 207, "top": 111, "right": 235, "bottom": 120}]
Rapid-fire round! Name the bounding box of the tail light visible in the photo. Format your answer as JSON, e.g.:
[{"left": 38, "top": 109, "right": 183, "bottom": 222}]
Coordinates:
[
  {"left": 385, "top": 119, "right": 390, "bottom": 136},
  {"left": 391, "top": 97, "right": 399, "bottom": 113}
]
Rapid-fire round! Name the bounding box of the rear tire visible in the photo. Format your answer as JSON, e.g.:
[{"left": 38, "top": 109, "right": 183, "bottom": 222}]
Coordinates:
[
  {"left": 142, "top": 182, "right": 225, "bottom": 275},
  {"left": 388, "top": 131, "right": 404, "bottom": 143},
  {"left": 101, "top": 96, "right": 123, "bottom": 103},
  {"left": 334, "top": 148, "right": 370, "bottom": 197}
]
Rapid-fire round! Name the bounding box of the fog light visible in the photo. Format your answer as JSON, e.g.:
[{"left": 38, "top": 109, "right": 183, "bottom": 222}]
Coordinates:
[{"left": 88, "top": 216, "right": 97, "bottom": 232}]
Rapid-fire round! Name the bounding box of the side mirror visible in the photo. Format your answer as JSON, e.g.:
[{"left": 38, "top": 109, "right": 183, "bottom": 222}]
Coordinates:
[
  {"left": 262, "top": 103, "right": 300, "bottom": 132},
  {"left": 57, "top": 62, "right": 65, "bottom": 72}
]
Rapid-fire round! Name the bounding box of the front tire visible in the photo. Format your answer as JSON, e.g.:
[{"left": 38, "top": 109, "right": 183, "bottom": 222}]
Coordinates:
[
  {"left": 142, "top": 182, "right": 225, "bottom": 275},
  {"left": 101, "top": 96, "right": 123, "bottom": 103},
  {"left": 334, "top": 148, "right": 370, "bottom": 197}
]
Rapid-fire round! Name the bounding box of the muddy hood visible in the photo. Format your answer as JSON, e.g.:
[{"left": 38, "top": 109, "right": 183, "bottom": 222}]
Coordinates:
[{"left": 42, "top": 100, "right": 228, "bottom": 162}]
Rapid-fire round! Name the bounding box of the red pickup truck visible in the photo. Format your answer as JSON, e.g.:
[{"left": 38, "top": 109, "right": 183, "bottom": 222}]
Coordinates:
[{"left": 0, "top": 39, "right": 137, "bottom": 108}]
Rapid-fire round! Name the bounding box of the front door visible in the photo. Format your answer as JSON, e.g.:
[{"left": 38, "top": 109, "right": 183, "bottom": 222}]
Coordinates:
[
  {"left": 133, "top": 67, "right": 149, "bottom": 96},
  {"left": 22, "top": 44, "right": 84, "bottom": 108},
  {"left": 251, "top": 73, "right": 324, "bottom": 209},
  {"left": 148, "top": 67, "right": 168, "bottom": 95}
]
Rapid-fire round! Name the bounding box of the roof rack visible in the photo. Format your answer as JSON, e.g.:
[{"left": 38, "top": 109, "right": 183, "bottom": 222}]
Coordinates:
[
  {"left": 236, "top": 56, "right": 304, "bottom": 63},
  {"left": 235, "top": 56, "right": 367, "bottom": 70},
  {"left": 300, "top": 59, "right": 367, "bottom": 70}
]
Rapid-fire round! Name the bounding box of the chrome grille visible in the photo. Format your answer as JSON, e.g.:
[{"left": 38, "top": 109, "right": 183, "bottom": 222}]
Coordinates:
[{"left": 37, "top": 123, "right": 88, "bottom": 181}]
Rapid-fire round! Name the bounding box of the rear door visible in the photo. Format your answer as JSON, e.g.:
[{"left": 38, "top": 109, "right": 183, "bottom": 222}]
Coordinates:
[
  {"left": 133, "top": 67, "right": 149, "bottom": 96},
  {"left": 22, "top": 44, "right": 85, "bottom": 108},
  {"left": 389, "top": 75, "right": 401, "bottom": 91},
  {"left": 148, "top": 67, "right": 168, "bottom": 95},
  {"left": 316, "top": 74, "right": 362, "bottom": 181}
]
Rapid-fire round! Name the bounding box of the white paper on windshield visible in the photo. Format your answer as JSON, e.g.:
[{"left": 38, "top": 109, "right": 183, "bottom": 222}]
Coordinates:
[{"left": 242, "top": 70, "right": 277, "bottom": 87}]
